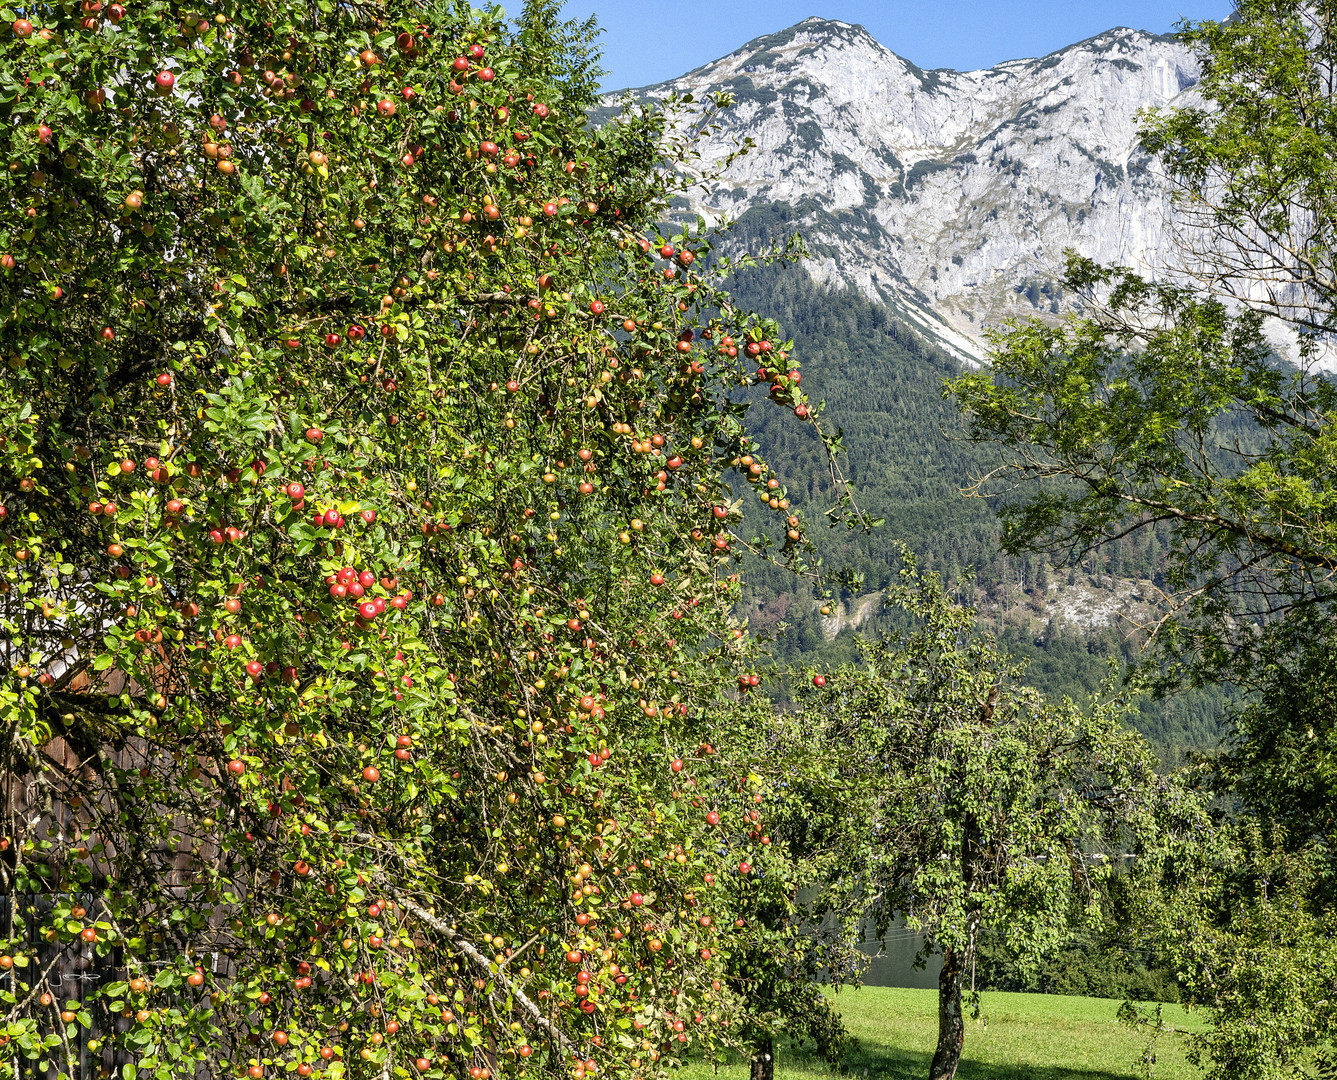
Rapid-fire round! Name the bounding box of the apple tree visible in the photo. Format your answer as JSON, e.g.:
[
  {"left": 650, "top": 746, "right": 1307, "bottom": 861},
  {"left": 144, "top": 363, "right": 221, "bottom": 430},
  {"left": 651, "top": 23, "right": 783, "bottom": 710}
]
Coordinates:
[
  {"left": 0, "top": 1, "right": 830, "bottom": 1078},
  {"left": 803, "top": 552, "right": 1165, "bottom": 1080}
]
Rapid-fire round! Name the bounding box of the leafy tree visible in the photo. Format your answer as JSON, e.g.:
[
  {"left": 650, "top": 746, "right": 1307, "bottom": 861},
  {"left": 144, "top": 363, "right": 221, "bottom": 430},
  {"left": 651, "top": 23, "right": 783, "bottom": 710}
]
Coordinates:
[
  {"left": 0, "top": 2, "right": 832, "bottom": 1078},
  {"left": 948, "top": 2, "right": 1337, "bottom": 1072},
  {"left": 802, "top": 554, "right": 1161, "bottom": 1080}
]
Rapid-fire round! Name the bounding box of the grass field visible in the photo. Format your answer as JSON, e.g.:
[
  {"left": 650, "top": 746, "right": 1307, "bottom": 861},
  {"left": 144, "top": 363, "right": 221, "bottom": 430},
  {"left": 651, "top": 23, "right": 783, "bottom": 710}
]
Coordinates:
[{"left": 678, "top": 987, "right": 1207, "bottom": 1080}]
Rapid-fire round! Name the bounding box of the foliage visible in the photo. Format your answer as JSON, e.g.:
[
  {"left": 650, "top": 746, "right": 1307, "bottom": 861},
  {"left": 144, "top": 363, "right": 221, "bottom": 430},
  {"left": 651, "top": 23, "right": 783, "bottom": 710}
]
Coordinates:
[
  {"left": 975, "top": 924, "right": 1181, "bottom": 1004},
  {"left": 708, "top": 696, "right": 867, "bottom": 1080},
  {"left": 1138, "top": 0, "right": 1337, "bottom": 338},
  {"left": 1142, "top": 825, "right": 1337, "bottom": 1080},
  {"left": 0, "top": 2, "right": 839, "bottom": 1078},
  {"left": 797, "top": 551, "right": 1163, "bottom": 1080}
]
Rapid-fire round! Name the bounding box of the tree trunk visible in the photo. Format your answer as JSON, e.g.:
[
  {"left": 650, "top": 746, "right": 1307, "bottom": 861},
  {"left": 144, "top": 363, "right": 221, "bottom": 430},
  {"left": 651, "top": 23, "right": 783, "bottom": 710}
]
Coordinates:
[
  {"left": 929, "top": 944, "right": 966, "bottom": 1080},
  {"left": 749, "top": 1036, "right": 774, "bottom": 1080}
]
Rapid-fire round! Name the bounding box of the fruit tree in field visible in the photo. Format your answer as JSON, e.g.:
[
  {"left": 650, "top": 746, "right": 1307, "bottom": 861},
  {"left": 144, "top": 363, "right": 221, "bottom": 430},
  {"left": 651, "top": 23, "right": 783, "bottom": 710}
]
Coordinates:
[{"left": 0, "top": 1, "right": 829, "bottom": 1077}]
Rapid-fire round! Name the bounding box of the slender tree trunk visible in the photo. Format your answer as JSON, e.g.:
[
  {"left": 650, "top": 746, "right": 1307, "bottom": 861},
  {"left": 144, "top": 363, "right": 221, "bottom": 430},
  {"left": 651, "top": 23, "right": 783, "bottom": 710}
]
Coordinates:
[
  {"left": 929, "top": 945, "right": 966, "bottom": 1080},
  {"left": 749, "top": 1036, "right": 774, "bottom": 1080}
]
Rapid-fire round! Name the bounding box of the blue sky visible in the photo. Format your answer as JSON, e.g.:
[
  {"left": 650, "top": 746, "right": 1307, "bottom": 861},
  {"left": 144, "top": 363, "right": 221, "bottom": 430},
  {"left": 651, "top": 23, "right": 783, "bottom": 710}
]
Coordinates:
[{"left": 556, "top": 0, "right": 1236, "bottom": 91}]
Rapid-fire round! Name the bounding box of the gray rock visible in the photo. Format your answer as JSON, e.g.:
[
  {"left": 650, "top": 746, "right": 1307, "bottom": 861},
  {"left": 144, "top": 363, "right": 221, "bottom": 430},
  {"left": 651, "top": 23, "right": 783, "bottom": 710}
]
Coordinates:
[{"left": 605, "top": 18, "right": 1200, "bottom": 364}]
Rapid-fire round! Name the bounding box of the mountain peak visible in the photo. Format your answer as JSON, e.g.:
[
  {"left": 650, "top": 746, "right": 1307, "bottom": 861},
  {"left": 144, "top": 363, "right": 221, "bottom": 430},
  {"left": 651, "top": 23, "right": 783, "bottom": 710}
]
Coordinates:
[{"left": 626, "top": 19, "right": 1201, "bottom": 363}]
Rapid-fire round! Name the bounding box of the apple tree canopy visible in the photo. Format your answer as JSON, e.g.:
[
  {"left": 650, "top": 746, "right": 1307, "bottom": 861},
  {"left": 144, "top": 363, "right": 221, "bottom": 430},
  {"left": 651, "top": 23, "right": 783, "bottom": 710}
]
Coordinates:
[{"left": 0, "top": 0, "right": 830, "bottom": 1077}]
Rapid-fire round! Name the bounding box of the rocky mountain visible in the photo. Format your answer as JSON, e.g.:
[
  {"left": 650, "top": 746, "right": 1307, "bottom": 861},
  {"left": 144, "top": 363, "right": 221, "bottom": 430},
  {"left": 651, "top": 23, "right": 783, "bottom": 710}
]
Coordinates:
[{"left": 603, "top": 18, "right": 1201, "bottom": 363}]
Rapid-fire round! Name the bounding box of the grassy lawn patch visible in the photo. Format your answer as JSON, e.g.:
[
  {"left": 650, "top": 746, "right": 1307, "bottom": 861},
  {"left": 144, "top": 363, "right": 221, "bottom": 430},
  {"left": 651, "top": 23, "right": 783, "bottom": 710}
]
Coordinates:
[{"left": 678, "top": 987, "right": 1206, "bottom": 1080}]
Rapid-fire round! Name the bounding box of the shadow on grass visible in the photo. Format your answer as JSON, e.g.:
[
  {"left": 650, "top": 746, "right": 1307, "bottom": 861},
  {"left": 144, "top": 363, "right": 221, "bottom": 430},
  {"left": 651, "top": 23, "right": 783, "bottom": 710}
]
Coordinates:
[{"left": 774, "top": 1039, "right": 1141, "bottom": 1080}]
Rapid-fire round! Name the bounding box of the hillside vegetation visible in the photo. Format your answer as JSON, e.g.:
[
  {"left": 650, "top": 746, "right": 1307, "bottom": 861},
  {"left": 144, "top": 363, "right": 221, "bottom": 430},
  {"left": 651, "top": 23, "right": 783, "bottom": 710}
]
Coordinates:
[{"left": 723, "top": 257, "right": 1228, "bottom": 761}]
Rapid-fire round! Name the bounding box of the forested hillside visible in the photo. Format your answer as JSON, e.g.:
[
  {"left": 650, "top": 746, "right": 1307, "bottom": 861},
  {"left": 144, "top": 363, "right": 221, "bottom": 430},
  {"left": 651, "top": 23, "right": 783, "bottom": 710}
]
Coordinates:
[{"left": 721, "top": 237, "right": 1228, "bottom": 760}]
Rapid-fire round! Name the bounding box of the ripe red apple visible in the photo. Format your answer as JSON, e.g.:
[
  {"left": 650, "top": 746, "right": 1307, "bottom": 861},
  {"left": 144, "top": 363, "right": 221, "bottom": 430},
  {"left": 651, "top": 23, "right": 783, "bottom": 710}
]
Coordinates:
[
  {"left": 154, "top": 70, "right": 176, "bottom": 94},
  {"left": 360, "top": 509, "right": 376, "bottom": 524},
  {"left": 670, "top": 758, "right": 683, "bottom": 773},
  {"left": 812, "top": 674, "right": 827, "bottom": 687},
  {"left": 12, "top": 19, "right": 34, "bottom": 37},
  {"left": 227, "top": 759, "right": 246, "bottom": 776},
  {"left": 362, "top": 766, "right": 380, "bottom": 783},
  {"left": 156, "top": 372, "right": 172, "bottom": 386},
  {"left": 347, "top": 323, "right": 365, "bottom": 340},
  {"left": 706, "top": 811, "right": 720, "bottom": 825}
]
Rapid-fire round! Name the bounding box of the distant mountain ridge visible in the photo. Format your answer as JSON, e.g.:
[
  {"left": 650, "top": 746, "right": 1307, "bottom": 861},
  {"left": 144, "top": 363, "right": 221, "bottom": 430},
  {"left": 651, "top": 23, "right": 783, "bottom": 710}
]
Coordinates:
[{"left": 602, "top": 17, "right": 1201, "bottom": 363}]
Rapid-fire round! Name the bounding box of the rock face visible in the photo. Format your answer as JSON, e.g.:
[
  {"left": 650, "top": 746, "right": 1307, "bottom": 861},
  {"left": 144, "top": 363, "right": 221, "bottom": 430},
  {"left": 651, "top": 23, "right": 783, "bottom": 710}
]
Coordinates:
[{"left": 605, "top": 18, "right": 1201, "bottom": 363}]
